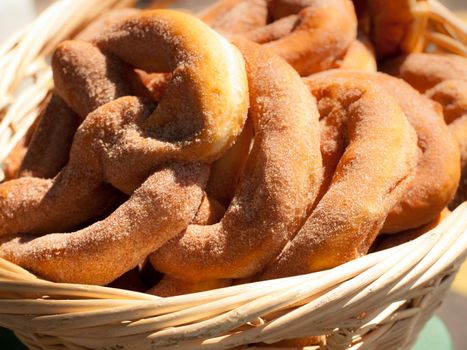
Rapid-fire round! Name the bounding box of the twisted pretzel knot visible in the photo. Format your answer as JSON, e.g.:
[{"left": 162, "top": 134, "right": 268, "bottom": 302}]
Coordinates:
[
  {"left": 201, "top": 0, "right": 358, "bottom": 75},
  {"left": 0, "top": 10, "right": 250, "bottom": 284},
  {"left": 383, "top": 53, "right": 467, "bottom": 208}
]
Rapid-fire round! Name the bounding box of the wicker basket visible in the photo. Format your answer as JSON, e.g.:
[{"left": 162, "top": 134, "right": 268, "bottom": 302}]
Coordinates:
[{"left": 0, "top": 1, "right": 466, "bottom": 349}]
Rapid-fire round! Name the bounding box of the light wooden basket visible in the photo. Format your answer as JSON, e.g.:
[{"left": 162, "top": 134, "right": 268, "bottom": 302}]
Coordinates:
[{"left": 0, "top": 1, "right": 466, "bottom": 349}]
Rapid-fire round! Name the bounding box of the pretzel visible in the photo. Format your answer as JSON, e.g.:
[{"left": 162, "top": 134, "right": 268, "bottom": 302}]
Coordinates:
[
  {"left": 19, "top": 8, "right": 169, "bottom": 179},
  {"left": 383, "top": 53, "right": 467, "bottom": 209},
  {"left": 363, "top": 0, "right": 416, "bottom": 58},
  {"left": 0, "top": 10, "right": 249, "bottom": 284},
  {"left": 206, "top": 118, "right": 254, "bottom": 206},
  {"left": 312, "top": 70, "right": 460, "bottom": 233},
  {"left": 374, "top": 208, "right": 450, "bottom": 252},
  {"left": 150, "top": 39, "right": 323, "bottom": 285},
  {"left": 0, "top": 161, "right": 209, "bottom": 285},
  {"left": 202, "top": 0, "right": 358, "bottom": 76},
  {"left": 383, "top": 53, "right": 467, "bottom": 92},
  {"left": 260, "top": 72, "right": 418, "bottom": 278},
  {"left": 200, "top": 0, "right": 268, "bottom": 35},
  {"left": 426, "top": 80, "right": 467, "bottom": 208},
  {"left": 19, "top": 38, "right": 147, "bottom": 179},
  {"left": 336, "top": 33, "right": 377, "bottom": 72}
]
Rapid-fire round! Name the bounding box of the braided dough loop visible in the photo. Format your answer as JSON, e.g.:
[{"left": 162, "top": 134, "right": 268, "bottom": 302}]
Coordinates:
[
  {"left": 200, "top": 0, "right": 268, "bottom": 35},
  {"left": 92, "top": 10, "right": 248, "bottom": 169},
  {"left": 19, "top": 94, "right": 81, "bottom": 178},
  {"left": 20, "top": 9, "right": 154, "bottom": 180},
  {"left": 150, "top": 39, "right": 323, "bottom": 283},
  {"left": 0, "top": 11, "right": 249, "bottom": 284},
  {"left": 382, "top": 53, "right": 467, "bottom": 93},
  {"left": 426, "top": 80, "right": 467, "bottom": 208},
  {"left": 0, "top": 160, "right": 208, "bottom": 285},
  {"left": 201, "top": 0, "right": 357, "bottom": 76},
  {"left": 379, "top": 80, "right": 460, "bottom": 230},
  {"left": 1, "top": 10, "right": 248, "bottom": 236},
  {"left": 317, "top": 70, "right": 460, "bottom": 233},
  {"left": 383, "top": 53, "right": 467, "bottom": 209},
  {"left": 364, "top": 0, "right": 415, "bottom": 58},
  {"left": 206, "top": 118, "right": 253, "bottom": 206},
  {"left": 260, "top": 72, "right": 418, "bottom": 279},
  {"left": 337, "top": 34, "right": 377, "bottom": 72}
]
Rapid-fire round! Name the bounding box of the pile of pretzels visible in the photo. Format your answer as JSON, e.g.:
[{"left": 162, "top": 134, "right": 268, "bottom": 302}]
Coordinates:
[{"left": 0, "top": 0, "right": 465, "bottom": 297}]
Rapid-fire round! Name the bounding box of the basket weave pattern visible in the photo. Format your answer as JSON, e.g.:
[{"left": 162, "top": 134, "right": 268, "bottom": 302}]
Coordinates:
[{"left": 0, "top": 1, "right": 466, "bottom": 349}]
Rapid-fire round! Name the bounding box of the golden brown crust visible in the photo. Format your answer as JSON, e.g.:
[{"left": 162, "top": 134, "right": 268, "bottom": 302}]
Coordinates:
[
  {"left": 384, "top": 53, "right": 467, "bottom": 209},
  {"left": 201, "top": 0, "right": 268, "bottom": 35},
  {"left": 206, "top": 118, "right": 253, "bottom": 206},
  {"left": 365, "top": 0, "right": 414, "bottom": 58},
  {"left": 202, "top": 0, "right": 358, "bottom": 76},
  {"left": 0, "top": 162, "right": 209, "bottom": 285},
  {"left": 260, "top": 72, "right": 418, "bottom": 278},
  {"left": 374, "top": 208, "right": 450, "bottom": 252},
  {"left": 315, "top": 70, "right": 460, "bottom": 233},
  {"left": 337, "top": 33, "right": 377, "bottom": 72},
  {"left": 261, "top": 0, "right": 357, "bottom": 75},
  {"left": 426, "top": 79, "right": 467, "bottom": 208},
  {"left": 382, "top": 53, "right": 467, "bottom": 92},
  {"left": 0, "top": 11, "right": 249, "bottom": 284},
  {"left": 19, "top": 94, "right": 80, "bottom": 178},
  {"left": 150, "top": 39, "right": 323, "bottom": 282}
]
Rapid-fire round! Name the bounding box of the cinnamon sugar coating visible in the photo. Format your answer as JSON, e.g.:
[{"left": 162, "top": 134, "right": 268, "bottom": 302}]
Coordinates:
[
  {"left": 384, "top": 53, "right": 467, "bottom": 210},
  {"left": 261, "top": 72, "right": 418, "bottom": 278},
  {"left": 383, "top": 53, "right": 467, "bottom": 92},
  {"left": 0, "top": 11, "right": 249, "bottom": 284},
  {"left": 150, "top": 39, "right": 322, "bottom": 283},
  {"left": 20, "top": 23, "right": 149, "bottom": 179},
  {"left": 378, "top": 75, "right": 460, "bottom": 231},
  {"left": 313, "top": 70, "right": 460, "bottom": 233},
  {"left": 426, "top": 80, "right": 467, "bottom": 208},
  {"left": 19, "top": 95, "right": 80, "bottom": 178},
  {"left": 207, "top": 118, "right": 253, "bottom": 206},
  {"left": 1, "top": 6, "right": 463, "bottom": 294},
  {"left": 336, "top": 33, "right": 376, "bottom": 72},
  {"left": 201, "top": 0, "right": 268, "bottom": 35},
  {"left": 0, "top": 163, "right": 208, "bottom": 284},
  {"left": 202, "top": 0, "right": 358, "bottom": 76}
]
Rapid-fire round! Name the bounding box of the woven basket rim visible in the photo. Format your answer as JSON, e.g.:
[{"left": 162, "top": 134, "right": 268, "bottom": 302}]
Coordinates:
[{"left": 0, "top": 204, "right": 465, "bottom": 349}]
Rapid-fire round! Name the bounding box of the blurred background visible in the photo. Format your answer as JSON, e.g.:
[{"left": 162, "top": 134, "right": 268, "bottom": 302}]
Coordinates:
[{"left": 0, "top": 0, "right": 466, "bottom": 349}]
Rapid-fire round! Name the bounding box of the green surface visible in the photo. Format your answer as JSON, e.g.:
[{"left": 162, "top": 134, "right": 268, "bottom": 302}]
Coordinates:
[
  {"left": 412, "top": 316, "right": 454, "bottom": 350},
  {"left": 0, "top": 316, "right": 454, "bottom": 349}
]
